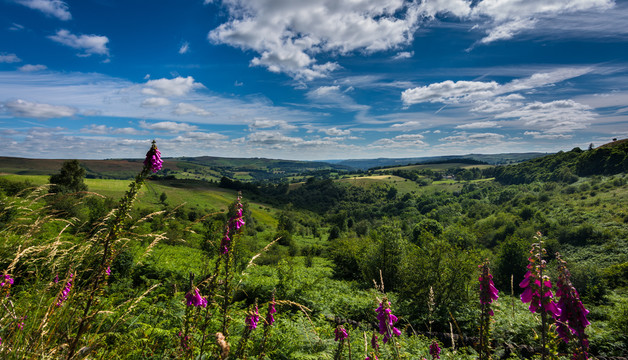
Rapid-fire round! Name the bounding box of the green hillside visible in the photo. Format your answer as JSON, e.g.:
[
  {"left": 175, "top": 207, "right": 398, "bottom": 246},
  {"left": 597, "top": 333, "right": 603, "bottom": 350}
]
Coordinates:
[{"left": 1, "top": 142, "right": 627, "bottom": 359}]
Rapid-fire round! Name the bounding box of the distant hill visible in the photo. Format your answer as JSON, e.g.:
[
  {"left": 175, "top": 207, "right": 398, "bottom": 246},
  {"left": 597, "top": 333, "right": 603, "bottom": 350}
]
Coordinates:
[
  {"left": 0, "top": 156, "right": 352, "bottom": 181},
  {"left": 328, "top": 152, "right": 547, "bottom": 170},
  {"left": 493, "top": 139, "right": 628, "bottom": 184}
]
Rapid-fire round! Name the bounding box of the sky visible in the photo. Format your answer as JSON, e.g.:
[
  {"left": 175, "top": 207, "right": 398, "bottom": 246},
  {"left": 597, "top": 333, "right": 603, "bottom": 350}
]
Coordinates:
[{"left": 0, "top": 0, "right": 627, "bottom": 161}]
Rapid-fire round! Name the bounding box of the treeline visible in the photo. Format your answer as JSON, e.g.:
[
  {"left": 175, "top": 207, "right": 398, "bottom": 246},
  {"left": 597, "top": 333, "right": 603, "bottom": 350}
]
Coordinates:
[{"left": 493, "top": 140, "right": 628, "bottom": 184}]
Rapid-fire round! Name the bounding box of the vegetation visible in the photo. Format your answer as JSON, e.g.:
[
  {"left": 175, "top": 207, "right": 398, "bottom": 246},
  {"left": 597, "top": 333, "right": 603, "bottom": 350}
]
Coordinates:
[{"left": 0, "top": 140, "right": 627, "bottom": 359}]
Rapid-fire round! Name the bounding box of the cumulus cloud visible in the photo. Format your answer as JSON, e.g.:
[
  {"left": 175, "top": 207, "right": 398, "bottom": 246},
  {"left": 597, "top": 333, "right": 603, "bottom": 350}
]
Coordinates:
[
  {"left": 439, "top": 132, "right": 505, "bottom": 145},
  {"left": 141, "top": 97, "right": 171, "bottom": 107},
  {"left": 4, "top": 99, "right": 75, "bottom": 118},
  {"left": 392, "top": 51, "right": 414, "bottom": 60},
  {"left": 139, "top": 120, "right": 198, "bottom": 132},
  {"left": 402, "top": 67, "right": 592, "bottom": 106},
  {"left": 320, "top": 127, "right": 351, "bottom": 136},
  {"left": 142, "top": 76, "right": 204, "bottom": 97},
  {"left": 248, "top": 119, "right": 297, "bottom": 130},
  {"left": 456, "top": 121, "right": 501, "bottom": 129},
  {"left": 48, "top": 29, "right": 109, "bottom": 56},
  {"left": 306, "top": 85, "right": 369, "bottom": 111},
  {"left": 173, "top": 103, "right": 212, "bottom": 116},
  {"left": 402, "top": 80, "right": 499, "bottom": 106},
  {"left": 209, "top": 0, "right": 422, "bottom": 80},
  {"left": 0, "top": 53, "right": 21, "bottom": 63},
  {"left": 371, "top": 133, "right": 427, "bottom": 148},
  {"left": 15, "top": 0, "right": 71, "bottom": 21},
  {"left": 390, "top": 120, "right": 423, "bottom": 131},
  {"left": 495, "top": 99, "right": 594, "bottom": 133},
  {"left": 81, "top": 124, "right": 141, "bottom": 135},
  {"left": 18, "top": 64, "right": 47, "bottom": 72}
]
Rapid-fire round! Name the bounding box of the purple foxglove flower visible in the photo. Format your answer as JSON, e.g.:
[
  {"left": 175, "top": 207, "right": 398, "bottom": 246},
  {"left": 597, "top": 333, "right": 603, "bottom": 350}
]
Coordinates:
[
  {"left": 371, "top": 333, "right": 379, "bottom": 351},
  {"left": 334, "top": 326, "right": 349, "bottom": 341},
  {"left": 143, "top": 140, "right": 163, "bottom": 173},
  {"left": 246, "top": 305, "right": 260, "bottom": 330},
  {"left": 53, "top": 274, "right": 59, "bottom": 283},
  {"left": 105, "top": 267, "right": 111, "bottom": 276},
  {"left": 555, "top": 254, "right": 590, "bottom": 357},
  {"left": 429, "top": 340, "right": 441, "bottom": 359},
  {"left": 184, "top": 287, "right": 207, "bottom": 307},
  {"left": 376, "top": 300, "right": 401, "bottom": 344},
  {"left": 266, "top": 297, "right": 277, "bottom": 326},
  {"left": 56, "top": 274, "right": 73, "bottom": 307}
]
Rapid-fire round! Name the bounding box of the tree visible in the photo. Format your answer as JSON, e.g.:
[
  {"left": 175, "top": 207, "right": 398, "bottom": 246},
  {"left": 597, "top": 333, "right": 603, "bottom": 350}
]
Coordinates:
[{"left": 49, "top": 160, "right": 88, "bottom": 194}]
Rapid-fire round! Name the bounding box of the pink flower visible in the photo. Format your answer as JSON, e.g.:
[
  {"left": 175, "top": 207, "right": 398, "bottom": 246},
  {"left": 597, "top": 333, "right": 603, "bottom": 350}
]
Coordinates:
[
  {"left": 376, "top": 300, "right": 401, "bottom": 344},
  {"left": 245, "top": 305, "right": 260, "bottom": 330},
  {"left": 266, "top": 296, "right": 277, "bottom": 326},
  {"left": 143, "top": 140, "right": 163, "bottom": 173},
  {"left": 334, "top": 326, "right": 349, "bottom": 341},
  {"left": 56, "top": 274, "right": 73, "bottom": 307},
  {"left": 184, "top": 287, "right": 207, "bottom": 307},
  {"left": 555, "top": 254, "right": 590, "bottom": 358},
  {"left": 105, "top": 267, "right": 111, "bottom": 276},
  {"left": 429, "top": 340, "right": 441, "bottom": 359}
]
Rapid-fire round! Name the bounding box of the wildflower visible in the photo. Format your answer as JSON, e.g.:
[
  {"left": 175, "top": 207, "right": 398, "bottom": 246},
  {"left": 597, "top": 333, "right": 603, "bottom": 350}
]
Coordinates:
[
  {"left": 105, "top": 266, "right": 111, "bottom": 276},
  {"left": 1, "top": 274, "right": 14, "bottom": 297},
  {"left": 266, "top": 296, "right": 277, "bottom": 326},
  {"left": 479, "top": 263, "right": 499, "bottom": 309},
  {"left": 184, "top": 287, "right": 207, "bottom": 307},
  {"left": 334, "top": 325, "right": 349, "bottom": 341},
  {"left": 221, "top": 196, "right": 245, "bottom": 255},
  {"left": 519, "top": 242, "right": 561, "bottom": 319},
  {"left": 54, "top": 274, "right": 59, "bottom": 283},
  {"left": 555, "top": 254, "right": 590, "bottom": 359},
  {"left": 371, "top": 333, "right": 379, "bottom": 351},
  {"left": 245, "top": 305, "right": 260, "bottom": 330},
  {"left": 429, "top": 340, "right": 441, "bottom": 359},
  {"left": 177, "top": 331, "right": 190, "bottom": 351},
  {"left": 376, "top": 300, "right": 401, "bottom": 344},
  {"left": 143, "top": 140, "right": 163, "bottom": 173},
  {"left": 56, "top": 274, "right": 73, "bottom": 307}
]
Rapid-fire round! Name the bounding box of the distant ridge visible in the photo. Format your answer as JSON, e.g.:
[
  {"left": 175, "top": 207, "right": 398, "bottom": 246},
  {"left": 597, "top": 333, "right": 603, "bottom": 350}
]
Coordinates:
[{"left": 328, "top": 152, "right": 547, "bottom": 170}]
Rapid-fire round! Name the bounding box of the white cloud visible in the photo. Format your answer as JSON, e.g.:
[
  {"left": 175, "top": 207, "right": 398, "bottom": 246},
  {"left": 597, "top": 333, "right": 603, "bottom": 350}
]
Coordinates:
[
  {"left": 371, "top": 133, "right": 427, "bottom": 148},
  {"left": 173, "top": 103, "right": 212, "bottom": 116},
  {"left": 179, "top": 131, "right": 229, "bottom": 141},
  {"left": 9, "top": 23, "right": 25, "bottom": 31},
  {"left": 141, "top": 97, "right": 171, "bottom": 107},
  {"left": 524, "top": 131, "right": 573, "bottom": 139},
  {"left": 179, "top": 42, "right": 190, "bottom": 54},
  {"left": 4, "top": 99, "right": 75, "bottom": 118},
  {"left": 495, "top": 99, "right": 595, "bottom": 133},
  {"left": 0, "top": 53, "right": 21, "bottom": 63},
  {"left": 392, "top": 51, "right": 414, "bottom": 60},
  {"left": 479, "top": 18, "right": 538, "bottom": 43},
  {"left": 320, "top": 127, "right": 351, "bottom": 136},
  {"left": 139, "top": 120, "right": 198, "bottom": 132},
  {"left": 18, "top": 64, "right": 47, "bottom": 72},
  {"left": 248, "top": 119, "right": 297, "bottom": 130},
  {"left": 390, "top": 120, "right": 423, "bottom": 131},
  {"left": 456, "top": 121, "right": 501, "bottom": 129},
  {"left": 439, "top": 132, "right": 505, "bottom": 145},
  {"left": 142, "top": 76, "right": 204, "bottom": 97},
  {"left": 48, "top": 29, "right": 109, "bottom": 56},
  {"left": 402, "top": 67, "right": 592, "bottom": 106},
  {"left": 209, "top": 0, "right": 422, "bottom": 80},
  {"left": 81, "top": 124, "right": 141, "bottom": 135},
  {"left": 472, "top": 0, "right": 614, "bottom": 44},
  {"left": 15, "top": 0, "right": 71, "bottom": 21},
  {"left": 306, "top": 85, "right": 369, "bottom": 111},
  {"left": 402, "top": 80, "right": 499, "bottom": 106}
]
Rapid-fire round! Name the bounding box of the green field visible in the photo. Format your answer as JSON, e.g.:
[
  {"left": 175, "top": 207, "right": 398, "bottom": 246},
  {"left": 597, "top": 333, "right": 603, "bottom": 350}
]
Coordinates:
[{"left": 375, "top": 162, "right": 494, "bottom": 172}]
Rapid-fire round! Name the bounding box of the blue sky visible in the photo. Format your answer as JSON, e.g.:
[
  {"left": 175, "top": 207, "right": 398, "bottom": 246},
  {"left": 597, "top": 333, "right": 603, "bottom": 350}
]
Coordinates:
[{"left": 0, "top": 0, "right": 627, "bottom": 160}]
